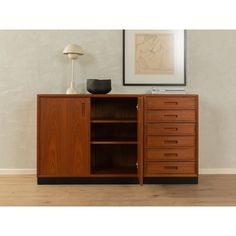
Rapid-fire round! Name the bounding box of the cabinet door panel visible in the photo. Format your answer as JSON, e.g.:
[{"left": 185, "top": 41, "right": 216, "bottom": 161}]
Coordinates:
[
  {"left": 38, "top": 97, "right": 89, "bottom": 177},
  {"left": 137, "top": 97, "right": 144, "bottom": 185}
]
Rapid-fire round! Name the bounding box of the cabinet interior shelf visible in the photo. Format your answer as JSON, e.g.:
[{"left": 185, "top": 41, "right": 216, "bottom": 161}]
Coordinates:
[
  {"left": 90, "top": 173, "right": 137, "bottom": 177},
  {"left": 91, "top": 141, "right": 138, "bottom": 145},
  {"left": 91, "top": 119, "right": 137, "bottom": 123},
  {"left": 91, "top": 167, "right": 137, "bottom": 177}
]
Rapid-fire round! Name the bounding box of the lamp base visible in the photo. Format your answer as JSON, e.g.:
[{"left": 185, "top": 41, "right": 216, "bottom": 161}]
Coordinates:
[
  {"left": 66, "top": 82, "right": 77, "bottom": 94},
  {"left": 66, "top": 87, "right": 77, "bottom": 94}
]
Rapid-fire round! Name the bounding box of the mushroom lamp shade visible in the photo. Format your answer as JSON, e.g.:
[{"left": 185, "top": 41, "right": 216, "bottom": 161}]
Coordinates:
[{"left": 63, "top": 44, "right": 84, "bottom": 60}]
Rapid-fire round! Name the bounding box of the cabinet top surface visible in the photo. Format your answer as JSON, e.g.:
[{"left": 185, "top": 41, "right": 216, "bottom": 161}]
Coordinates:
[{"left": 38, "top": 94, "right": 198, "bottom": 98}]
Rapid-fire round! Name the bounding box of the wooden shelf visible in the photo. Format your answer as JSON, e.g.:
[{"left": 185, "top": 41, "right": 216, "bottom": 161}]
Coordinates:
[
  {"left": 90, "top": 97, "right": 139, "bottom": 179},
  {"left": 91, "top": 141, "right": 138, "bottom": 145},
  {"left": 91, "top": 167, "right": 137, "bottom": 177},
  {"left": 91, "top": 171, "right": 137, "bottom": 177},
  {"left": 91, "top": 119, "right": 137, "bottom": 123}
]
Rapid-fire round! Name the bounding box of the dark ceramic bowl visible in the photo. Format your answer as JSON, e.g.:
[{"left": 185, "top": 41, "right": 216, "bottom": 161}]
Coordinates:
[{"left": 87, "top": 79, "right": 112, "bottom": 94}]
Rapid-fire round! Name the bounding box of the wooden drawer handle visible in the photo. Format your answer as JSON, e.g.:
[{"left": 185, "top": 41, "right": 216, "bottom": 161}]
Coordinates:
[
  {"left": 164, "top": 127, "right": 178, "bottom": 131},
  {"left": 82, "top": 103, "right": 85, "bottom": 117},
  {"left": 164, "top": 115, "right": 178, "bottom": 118},
  {"left": 164, "top": 140, "right": 178, "bottom": 144},
  {"left": 164, "top": 166, "right": 178, "bottom": 170},
  {"left": 164, "top": 101, "right": 178, "bottom": 105},
  {"left": 164, "top": 153, "right": 178, "bottom": 156}
]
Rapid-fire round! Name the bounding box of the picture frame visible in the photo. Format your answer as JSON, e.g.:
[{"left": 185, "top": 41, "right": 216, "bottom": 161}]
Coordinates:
[{"left": 123, "top": 30, "right": 186, "bottom": 86}]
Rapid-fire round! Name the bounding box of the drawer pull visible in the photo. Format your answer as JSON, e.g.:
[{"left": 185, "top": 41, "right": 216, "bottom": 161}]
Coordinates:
[
  {"left": 164, "top": 140, "right": 178, "bottom": 144},
  {"left": 164, "top": 166, "right": 178, "bottom": 170},
  {"left": 164, "top": 101, "right": 178, "bottom": 105},
  {"left": 164, "top": 127, "right": 178, "bottom": 131},
  {"left": 82, "top": 103, "right": 85, "bottom": 117},
  {"left": 164, "top": 114, "right": 178, "bottom": 118},
  {"left": 164, "top": 153, "right": 178, "bottom": 157}
]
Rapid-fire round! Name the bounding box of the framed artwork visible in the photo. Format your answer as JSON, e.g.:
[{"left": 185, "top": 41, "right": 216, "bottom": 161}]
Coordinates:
[{"left": 123, "top": 30, "right": 186, "bottom": 86}]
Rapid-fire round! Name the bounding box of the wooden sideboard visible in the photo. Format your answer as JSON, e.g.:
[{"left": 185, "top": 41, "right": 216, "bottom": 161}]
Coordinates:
[{"left": 37, "top": 94, "right": 198, "bottom": 185}]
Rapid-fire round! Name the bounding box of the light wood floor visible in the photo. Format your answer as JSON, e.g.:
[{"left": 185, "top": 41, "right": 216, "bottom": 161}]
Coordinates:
[{"left": 0, "top": 175, "right": 236, "bottom": 206}]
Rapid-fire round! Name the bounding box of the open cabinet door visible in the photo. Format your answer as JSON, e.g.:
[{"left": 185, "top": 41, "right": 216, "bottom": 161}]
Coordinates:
[{"left": 137, "top": 96, "right": 144, "bottom": 185}]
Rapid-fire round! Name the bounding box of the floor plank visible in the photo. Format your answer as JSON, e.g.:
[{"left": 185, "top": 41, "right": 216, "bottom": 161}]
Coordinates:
[{"left": 0, "top": 175, "right": 235, "bottom": 206}]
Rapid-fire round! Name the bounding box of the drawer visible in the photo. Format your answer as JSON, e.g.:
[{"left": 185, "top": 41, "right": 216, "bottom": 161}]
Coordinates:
[
  {"left": 145, "top": 161, "right": 196, "bottom": 176},
  {"left": 146, "top": 110, "right": 196, "bottom": 122},
  {"left": 145, "top": 96, "right": 196, "bottom": 109},
  {"left": 145, "top": 148, "right": 195, "bottom": 161},
  {"left": 146, "top": 136, "right": 195, "bottom": 147},
  {"left": 146, "top": 123, "right": 195, "bottom": 135}
]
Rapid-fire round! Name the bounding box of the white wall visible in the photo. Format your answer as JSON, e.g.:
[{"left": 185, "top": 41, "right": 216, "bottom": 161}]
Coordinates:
[
  {"left": 187, "top": 30, "right": 236, "bottom": 170},
  {"left": 0, "top": 30, "right": 235, "bottom": 171}
]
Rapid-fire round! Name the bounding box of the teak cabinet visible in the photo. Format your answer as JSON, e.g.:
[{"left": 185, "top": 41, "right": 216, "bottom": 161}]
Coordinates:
[
  {"left": 37, "top": 94, "right": 198, "bottom": 185},
  {"left": 38, "top": 97, "right": 89, "bottom": 177}
]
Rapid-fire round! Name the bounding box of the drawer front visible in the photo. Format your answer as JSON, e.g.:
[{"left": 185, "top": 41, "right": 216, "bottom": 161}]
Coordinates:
[
  {"left": 145, "top": 148, "right": 195, "bottom": 161},
  {"left": 146, "top": 110, "right": 196, "bottom": 122},
  {"left": 145, "top": 96, "right": 196, "bottom": 110},
  {"left": 145, "top": 162, "right": 196, "bottom": 175},
  {"left": 146, "top": 123, "right": 195, "bottom": 135},
  {"left": 146, "top": 136, "right": 195, "bottom": 147}
]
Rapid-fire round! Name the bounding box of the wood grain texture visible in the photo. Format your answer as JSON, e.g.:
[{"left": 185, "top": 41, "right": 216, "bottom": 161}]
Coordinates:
[
  {"left": 91, "top": 120, "right": 137, "bottom": 123},
  {"left": 146, "top": 110, "right": 196, "bottom": 122},
  {"left": 144, "top": 95, "right": 198, "bottom": 179},
  {"left": 145, "top": 148, "right": 195, "bottom": 161},
  {"left": 0, "top": 175, "right": 235, "bottom": 206},
  {"left": 195, "top": 96, "right": 199, "bottom": 176},
  {"left": 144, "top": 161, "right": 196, "bottom": 176},
  {"left": 38, "top": 97, "right": 89, "bottom": 177},
  {"left": 91, "top": 144, "right": 137, "bottom": 176},
  {"left": 37, "top": 94, "right": 198, "bottom": 183},
  {"left": 146, "top": 123, "right": 195, "bottom": 135},
  {"left": 91, "top": 141, "right": 137, "bottom": 144},
  {"left": 91, "top": 123, "right": 137, "bottom": 142},
  {"left": 90, "top": 97, "right": 139, "bottom": 178},
  {"left": 137, "top": 96, "right": 144, "bottom": 185},
  {"left": 146, "top": 136, "right": 195, "bottom": 148},
  {"left": 91, "top": 97, "right": 137, "bottom": 120},
  {"left": 145, "top": 96, "right": 196, "bottom": 109}
]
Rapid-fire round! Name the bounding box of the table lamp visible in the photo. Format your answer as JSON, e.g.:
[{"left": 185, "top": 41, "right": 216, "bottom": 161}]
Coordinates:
[{"left": 63, "top": 44, "right": 84, "bottom": 94}]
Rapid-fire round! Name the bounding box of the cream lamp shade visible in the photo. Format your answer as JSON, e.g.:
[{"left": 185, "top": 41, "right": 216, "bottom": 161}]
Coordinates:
[{"left": 63, "top": 44, "right": 84, "bottom": 60}]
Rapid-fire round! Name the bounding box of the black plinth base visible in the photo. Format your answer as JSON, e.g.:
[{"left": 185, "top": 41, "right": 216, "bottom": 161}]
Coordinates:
[
  {"left": 38, "top": 177, "right": 198, "bottom": 185},
  {"left": 144, "top": 177, "right": 198, "bottom": 184}
]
